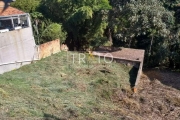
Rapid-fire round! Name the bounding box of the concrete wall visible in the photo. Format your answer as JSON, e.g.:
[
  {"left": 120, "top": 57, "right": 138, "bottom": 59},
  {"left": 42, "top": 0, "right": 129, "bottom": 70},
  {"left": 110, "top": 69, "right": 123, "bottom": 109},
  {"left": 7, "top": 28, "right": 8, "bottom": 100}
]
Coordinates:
[
  {"left": 0, "top": 30, "right": 61, "bottom": 74},
  {"left": 135, "top": 57, "right": 144, "bottom": 86},
  {"left": 0, "top": 27, "right": 37, "bottom": 74},
  {"left": 38, "top": 39, "right": 60, "bottom": 59},
  {"left": 93, "top": 49, "right": 145, "bottom": 89}
]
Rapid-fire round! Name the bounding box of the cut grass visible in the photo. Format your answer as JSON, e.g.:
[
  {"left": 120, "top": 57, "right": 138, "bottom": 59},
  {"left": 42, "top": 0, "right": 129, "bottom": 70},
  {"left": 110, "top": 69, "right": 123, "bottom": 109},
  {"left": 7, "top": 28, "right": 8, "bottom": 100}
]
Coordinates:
[{"left": 0, "top": 51, "right": 136, "bottom": 119}]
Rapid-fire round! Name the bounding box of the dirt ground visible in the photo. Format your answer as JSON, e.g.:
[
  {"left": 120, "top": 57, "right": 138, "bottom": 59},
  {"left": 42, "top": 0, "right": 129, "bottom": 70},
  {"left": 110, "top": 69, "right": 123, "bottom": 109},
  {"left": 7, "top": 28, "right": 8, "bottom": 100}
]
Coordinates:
[
  {"left": 92, "top": 47, "right": 180, "bottom": 120},
  {"left": 133, "top": 69, "right": 180, "bottom": 120}
]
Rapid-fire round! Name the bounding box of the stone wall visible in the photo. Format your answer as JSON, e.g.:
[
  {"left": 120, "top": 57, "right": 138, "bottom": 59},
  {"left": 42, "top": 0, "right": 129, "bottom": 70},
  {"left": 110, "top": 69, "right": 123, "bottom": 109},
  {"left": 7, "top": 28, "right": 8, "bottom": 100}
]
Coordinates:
[{"left": 38, "top": 39, "right": 60, "bottom": 59}]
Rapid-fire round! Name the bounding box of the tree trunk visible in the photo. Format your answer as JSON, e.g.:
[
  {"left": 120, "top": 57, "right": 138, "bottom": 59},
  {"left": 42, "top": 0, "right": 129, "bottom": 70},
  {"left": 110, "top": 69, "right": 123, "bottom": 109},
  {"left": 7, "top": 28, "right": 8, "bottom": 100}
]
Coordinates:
[
  {"left": 149, "top": 36, "right": 154, "bottom": 56},
  {"left": 108, "top": 28, "right": 113, "bottom": 46},
  {"left": 169, "top": 58, "right": 174, "bottom": 68},
  {"left": 128, "top": 37, "right": 132, "bottom": 48},
  {"left": 147, "top": 36, "right": 154, "bottom": 66}
]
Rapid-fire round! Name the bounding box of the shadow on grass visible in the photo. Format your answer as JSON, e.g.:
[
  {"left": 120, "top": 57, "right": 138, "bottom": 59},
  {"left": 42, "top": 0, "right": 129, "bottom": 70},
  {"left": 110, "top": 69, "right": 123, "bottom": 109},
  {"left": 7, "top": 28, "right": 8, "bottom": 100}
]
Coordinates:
[
  {"left": 144, "top": 69, "right": 180, "bottom": 90},
  {"left": 129, "top": 66, "right": 138, "bottom": 88},
  {"left": 43, "top": 113, "right": 66, "bottom": 120}
]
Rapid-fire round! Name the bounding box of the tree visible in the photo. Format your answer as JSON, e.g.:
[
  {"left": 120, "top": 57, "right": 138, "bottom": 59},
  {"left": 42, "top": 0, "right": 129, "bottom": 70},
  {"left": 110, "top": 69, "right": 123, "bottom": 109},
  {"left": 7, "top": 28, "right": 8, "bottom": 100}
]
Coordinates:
[
  {"left": 41, "top": 23, "right": 66, "bottom": 43},
  {"left": 109, "top": 0, "right": 175, "bottom": 67},
  {"left": 11, "top": 0, "right": 67, "bottom": 45},
  {"left": 11, "top": 0, "right": 40, "bottom": 13},
  {"left": 40, "top": 0, "right": 112, "bottom": 50},
  {"left": 31, "top": 12, "right": 66, "bottom": 44}
]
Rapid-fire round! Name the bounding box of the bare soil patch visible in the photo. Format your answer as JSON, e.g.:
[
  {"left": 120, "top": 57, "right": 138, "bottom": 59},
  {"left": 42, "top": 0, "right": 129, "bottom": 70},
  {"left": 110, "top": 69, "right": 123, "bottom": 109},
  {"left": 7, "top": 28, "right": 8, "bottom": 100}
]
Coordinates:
[{"left": 134, "top": 70, "right": 180, "bottom": 120}]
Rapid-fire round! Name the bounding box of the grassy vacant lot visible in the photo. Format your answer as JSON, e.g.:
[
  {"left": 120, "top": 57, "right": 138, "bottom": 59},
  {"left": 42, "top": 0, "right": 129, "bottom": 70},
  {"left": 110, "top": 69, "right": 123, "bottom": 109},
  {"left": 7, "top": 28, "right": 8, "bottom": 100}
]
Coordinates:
[{"left": 0, "top": 52, "right": 137, "bottom": 119}]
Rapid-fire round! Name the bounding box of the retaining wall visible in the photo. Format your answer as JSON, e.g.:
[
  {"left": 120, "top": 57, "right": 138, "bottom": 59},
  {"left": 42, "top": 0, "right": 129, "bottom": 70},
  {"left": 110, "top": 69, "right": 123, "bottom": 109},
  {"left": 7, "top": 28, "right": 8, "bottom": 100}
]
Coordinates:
[
  {"left": 93, "top": 48, "right": 145, "bottom": 88},
  {"left": 38, "top": 39, "right": 60, "bottom": 59}
]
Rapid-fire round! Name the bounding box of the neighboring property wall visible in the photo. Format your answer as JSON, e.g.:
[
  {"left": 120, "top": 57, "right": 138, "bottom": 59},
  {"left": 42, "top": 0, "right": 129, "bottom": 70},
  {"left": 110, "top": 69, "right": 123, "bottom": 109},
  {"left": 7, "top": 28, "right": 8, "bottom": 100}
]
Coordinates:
[
  {"left": 0, "top": 31, "right": 60, "bottom": 74},
  {"left": 0, "top": 27, "right": 38, "bottom": 74},
  {"left": 38, "top": 39, "right": 60, "bottom": 59}
]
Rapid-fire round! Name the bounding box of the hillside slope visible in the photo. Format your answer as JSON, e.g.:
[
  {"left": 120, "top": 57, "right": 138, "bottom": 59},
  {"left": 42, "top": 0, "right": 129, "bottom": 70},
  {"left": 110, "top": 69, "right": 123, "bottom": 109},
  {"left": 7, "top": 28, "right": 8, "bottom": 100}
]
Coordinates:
[
  {"left": 0, "top": 52, "right": 179, "bottom": 120},
  {"left": 135, "top": 70, "right": 180, "bottom": 120}
]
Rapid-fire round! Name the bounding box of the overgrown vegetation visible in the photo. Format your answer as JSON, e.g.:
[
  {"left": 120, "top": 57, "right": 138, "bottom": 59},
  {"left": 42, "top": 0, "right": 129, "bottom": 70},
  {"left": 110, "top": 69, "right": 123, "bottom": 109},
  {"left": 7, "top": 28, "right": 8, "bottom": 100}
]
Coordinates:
[
  {"left": 0, "top": 52, "right": 137, "bottom": 119},
  {"left": 11, "top": 0, "right": 180, "bottom": 68}
]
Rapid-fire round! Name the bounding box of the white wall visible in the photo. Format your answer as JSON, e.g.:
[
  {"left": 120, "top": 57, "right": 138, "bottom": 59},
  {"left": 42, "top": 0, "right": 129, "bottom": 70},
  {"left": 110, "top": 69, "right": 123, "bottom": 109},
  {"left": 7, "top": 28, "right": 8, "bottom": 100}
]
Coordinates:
[{"left": 0, "top": 27, "right": 38, "bottom": 74}]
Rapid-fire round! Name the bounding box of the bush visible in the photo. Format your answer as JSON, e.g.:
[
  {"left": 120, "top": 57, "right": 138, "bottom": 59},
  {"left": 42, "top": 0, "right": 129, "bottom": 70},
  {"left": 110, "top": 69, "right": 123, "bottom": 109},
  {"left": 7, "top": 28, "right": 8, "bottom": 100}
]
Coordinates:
[{"left": 40, "top": 23, "right": 67, "bottom": 43}]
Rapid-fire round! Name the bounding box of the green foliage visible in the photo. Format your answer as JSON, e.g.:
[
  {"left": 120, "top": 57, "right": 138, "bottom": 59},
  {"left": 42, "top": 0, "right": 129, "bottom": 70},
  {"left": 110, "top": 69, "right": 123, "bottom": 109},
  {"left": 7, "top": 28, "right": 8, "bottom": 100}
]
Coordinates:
[
  {"left": 160, "top": 0, "right": 180, "bottom": 10},
  {"left": 41, "top": 23, "right": 67, "bottom": 43},
  {"left": 109, "top": 0, "right": 180, "bottom": 68},
  {"left": 11, "top": 0, "right": 180, "bottom": 69},
  {"left": 111, "top": 0, "right": 174, "bottom": 42},
  {"left": 11, "top": 0, "right": 66, "bottom": 44},
  {"left": 11, "top": 0, "right": 40, "bottom": 13},
  {"left": 31, "top": 12, "right": 43, "bottom": 19},
  {"left": 90, "top": 37, "right": 109, "bottom": 47},
  {"left": 31, "top": 13, "right": 66, "bottom": 44},
  {"left": 69, "top": 6, "right": 93, "bottom": 23},
  {"left": 40, "top": 0, "right": 111, "bottom": 50}
]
